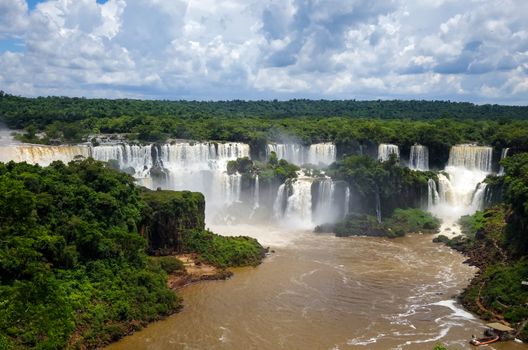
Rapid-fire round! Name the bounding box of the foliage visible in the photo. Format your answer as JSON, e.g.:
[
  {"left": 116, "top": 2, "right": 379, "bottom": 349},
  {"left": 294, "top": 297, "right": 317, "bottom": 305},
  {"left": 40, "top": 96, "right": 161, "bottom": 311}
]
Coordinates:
[
  {"left": 502, "top": 153, "right": 528, "bottom": 254},
  {"left": 389, "top": 208, "right": 441, "bottom": 234},
  {"left": 327, "top": 155, "right": 435, "bottom": 218},
  {"left": 152, "top": 256, "right": 185, "bottom": 274},
  {"left": 2, "top": 94, "right": 528, "bottom": 164},
  {"left": 432, "top": 344, "right": 449, "bottom": 350},
  {"left": 226, "top": 154, "right": 299, "bottom": 192},
  {"left": 0, "top": 159, "right": 180, "bottom": 349},
  {"left": 140, "top": 189, "right": 205, "bottom": 255},
  {"left": 317, "top": 209, "right": 440, "bottom": 238},
  {"left": 459, "top": 211, "right": 486, "bottom": 239},
  {"left": 181, "top": 229, "right": 265, "bottom": 268}
]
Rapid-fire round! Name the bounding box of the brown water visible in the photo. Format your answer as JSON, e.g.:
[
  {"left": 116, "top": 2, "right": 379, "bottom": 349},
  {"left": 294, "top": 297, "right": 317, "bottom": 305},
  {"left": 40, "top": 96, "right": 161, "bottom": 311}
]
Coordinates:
[{"left": 107, "top": 227, "right": 528, "bottom": 350}]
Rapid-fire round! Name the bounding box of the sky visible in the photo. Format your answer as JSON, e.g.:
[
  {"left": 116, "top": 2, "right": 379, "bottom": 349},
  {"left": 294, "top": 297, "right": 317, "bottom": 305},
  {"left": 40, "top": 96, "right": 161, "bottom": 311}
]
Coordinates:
[{"left": 0, "top": 0, "right": 527, "bottom": 104}]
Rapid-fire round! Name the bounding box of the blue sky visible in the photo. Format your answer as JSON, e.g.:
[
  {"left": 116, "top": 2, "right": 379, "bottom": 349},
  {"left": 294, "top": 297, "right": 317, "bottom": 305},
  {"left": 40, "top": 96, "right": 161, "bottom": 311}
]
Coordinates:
[{"left": 0, "top": 0, "right": 527, "bottom": 104}]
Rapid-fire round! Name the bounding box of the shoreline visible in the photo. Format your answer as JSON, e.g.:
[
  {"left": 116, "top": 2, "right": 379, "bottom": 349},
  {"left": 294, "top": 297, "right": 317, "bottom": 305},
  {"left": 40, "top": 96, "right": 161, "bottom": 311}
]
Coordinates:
[{"left": 167, "top": 253, "right": 234, "bottom": 290}]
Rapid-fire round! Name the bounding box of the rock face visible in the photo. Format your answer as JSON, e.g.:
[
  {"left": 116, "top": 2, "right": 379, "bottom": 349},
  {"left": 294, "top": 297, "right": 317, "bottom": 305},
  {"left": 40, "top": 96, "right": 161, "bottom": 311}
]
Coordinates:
[{"left": 140, "top": 189, "right": 205, "bottom": 255}]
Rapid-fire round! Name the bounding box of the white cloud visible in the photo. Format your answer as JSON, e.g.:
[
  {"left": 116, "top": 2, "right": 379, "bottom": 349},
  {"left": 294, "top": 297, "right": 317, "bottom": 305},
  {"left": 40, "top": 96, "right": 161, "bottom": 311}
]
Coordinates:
[
  {"left": 0, "top": 0, "right": 28, "bottom": 39},
  {"left": 0, "top": 0, "right": 526, "bottom": 103}
]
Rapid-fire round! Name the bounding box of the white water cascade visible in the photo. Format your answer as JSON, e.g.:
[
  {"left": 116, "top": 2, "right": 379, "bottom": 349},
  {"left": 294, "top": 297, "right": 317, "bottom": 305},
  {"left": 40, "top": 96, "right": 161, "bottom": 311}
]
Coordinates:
[
  {"left": 254, "top": 175, "right": 260, "bottom": 209},
  {"left": 0, "top": 144, "right": 91, "bottom": 166},
  {"left": 307, "top": 143, "right": 337, "bottom": 166},
  {"left": 284, "top": 176, "right": 314, "bottom": 229},
  {"left": 0, "top": 141, "right": 249, "bottom": 222},
  {"left": 344, "top": 186, "right": 350, "bottom": 219},
  {"left": 267, "top": 143, "right": 336, "bottom": 167},
  {"left": 378, "top": 144, "right": 399, "bottom": 162},
  {"left": 313, "top": 177, "right": 336, "bottom": 224},
  {"left": 409, "top": 145, "right": 429, "bottom": 171},
  {"left": 498, "top": 147, "right": 510, "bottom": 175},
  {"left": 427, "top": 178, "right": 440, "bottom": 210},
  {"left": 430, "top": 144, "right": 493, "bottom": 222}
]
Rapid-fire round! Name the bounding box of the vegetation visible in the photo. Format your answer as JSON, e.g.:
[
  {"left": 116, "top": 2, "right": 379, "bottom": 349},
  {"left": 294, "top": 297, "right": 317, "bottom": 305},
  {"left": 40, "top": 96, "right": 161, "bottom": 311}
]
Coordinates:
[
  {"left": 2, "top": 94, "right": 528, "bottom": 167},
  {"left": 0, "top": 159, "right": 265, "bottom": 349},
  {"left": 182, "top": 229, "right": 265, "bottom": 268},
  {"left": 327, "top": 154, "right": 436, "bottom": 218},
  {"left": 316, "top": 209, "right": 440, "bottom": 238},
  {"left": 0, "top": 159, "right": 179, "bottom": 349},
  {"left": 140, "top": 189, "right": 206, "bottom": 255},
  {"left": 432, "top": 153, "right": 528, "bottom": 340},
  {"left": 228, "top": 153, "right": 300, "bottom": 183}
]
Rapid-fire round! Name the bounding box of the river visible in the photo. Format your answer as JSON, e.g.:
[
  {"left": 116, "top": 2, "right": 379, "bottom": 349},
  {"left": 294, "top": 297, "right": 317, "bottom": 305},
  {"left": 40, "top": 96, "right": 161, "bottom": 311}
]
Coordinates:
[{"left": 106, "top": 226, "right": 528, "bottom": 350}]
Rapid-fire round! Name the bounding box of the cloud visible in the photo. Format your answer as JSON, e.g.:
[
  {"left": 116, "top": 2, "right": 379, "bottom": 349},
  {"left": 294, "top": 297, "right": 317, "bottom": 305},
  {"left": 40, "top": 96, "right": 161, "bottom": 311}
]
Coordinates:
[
  {"left": 0, "top": 0, "right": 526, "bottom": 104},
  {"left": 0, "top": 0, "right": 29, "bottom": 39}
]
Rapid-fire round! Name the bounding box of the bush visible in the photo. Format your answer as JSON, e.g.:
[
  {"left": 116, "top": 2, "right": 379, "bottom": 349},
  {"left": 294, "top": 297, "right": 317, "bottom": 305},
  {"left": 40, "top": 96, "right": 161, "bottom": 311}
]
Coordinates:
[
  {"left": 182, "top": 229, "right": 265, "bottom": 268},
  {"left": 155, "top": 256, "right": 185, "bottom": 274}
]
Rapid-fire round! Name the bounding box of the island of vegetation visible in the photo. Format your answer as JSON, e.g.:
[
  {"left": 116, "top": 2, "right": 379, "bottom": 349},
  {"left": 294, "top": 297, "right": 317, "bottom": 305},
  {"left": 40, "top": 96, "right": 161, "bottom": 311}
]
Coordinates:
[{"left": 0, "top": 158, "right": 265, "bottom": 349}]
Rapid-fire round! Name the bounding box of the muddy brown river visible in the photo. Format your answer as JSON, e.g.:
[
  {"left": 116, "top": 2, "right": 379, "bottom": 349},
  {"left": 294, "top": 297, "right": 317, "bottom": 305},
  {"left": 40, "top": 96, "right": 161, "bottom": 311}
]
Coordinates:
[{"left": 106, "top": 226, "right": 528, "bottom": 350}]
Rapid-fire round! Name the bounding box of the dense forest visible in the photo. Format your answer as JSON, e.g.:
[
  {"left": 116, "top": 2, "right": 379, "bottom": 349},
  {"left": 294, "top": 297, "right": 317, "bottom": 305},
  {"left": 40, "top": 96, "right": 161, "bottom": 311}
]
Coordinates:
[
  {"left": 2, "top": 92, "right": 527, "bottom": 124},
  {"left": 2, "top": 94, "right": 528, "bottom": 169},
  {"left": 0, "top": 159, "right": 264, "bottom": 349}
]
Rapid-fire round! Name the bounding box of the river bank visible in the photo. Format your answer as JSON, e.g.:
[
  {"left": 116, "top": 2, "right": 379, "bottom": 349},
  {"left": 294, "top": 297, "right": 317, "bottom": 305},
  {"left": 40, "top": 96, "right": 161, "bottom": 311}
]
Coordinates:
[{"left": 104, "top": 226, "right": 528, "bottom": 350}]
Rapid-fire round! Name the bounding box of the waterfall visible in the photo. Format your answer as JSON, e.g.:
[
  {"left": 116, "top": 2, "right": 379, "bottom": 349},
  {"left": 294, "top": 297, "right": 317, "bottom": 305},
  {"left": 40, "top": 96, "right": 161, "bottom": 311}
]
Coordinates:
[
  {"left": 91, "top": 144, "right": 153, "bottom": 177},
  {"left": 375, "top": 186, "right": 382, "bottom": 224},
  {"left": 284, "top": 178, "right": 313, "bottom": 228},
  {"left": 344, "top": 186, "right": 350, "bottom": 219},
  {"left": 267, "top": 143, "right": 336, "bottom": 167},
  {"left": 498, "top": 147, "right": 509, "bottom": 175},
  {"left": 447, "top": 144, "right": 493, "bottom": 172},
  {"left": 378, "top": 144, "right": 399, "bottom": 162},
  {"left": 307, "top": 143, "right": 336, "bottom": 166},
  {"left": 94, "top": 141, "right": 250, "bottom": 221},
  {"left": 267, "top": 144, "right": 305, "bottom": 165},
  {"left": 254, "top": 175, "right": 260, "bottom": 209},
  {"left": 0, "top": 144, "right": 91, "bottom": 166},
  {"left": 429, "top": 144, "right": 493, "bottom": 222},
  {"left": 273, "top": 184, "right": 287, "bottom": 219},
  {"left": 409, "top": 145, "right": 429, "bottom": 171},
  {"left": 427, "top": 178, "right": 439, "bottom": 210},
  {"left": 313, "top": 177, "right": 336, "bottom": 224},
  {"left": 470, "top": 182, "right": 488, "bottom": 212}
]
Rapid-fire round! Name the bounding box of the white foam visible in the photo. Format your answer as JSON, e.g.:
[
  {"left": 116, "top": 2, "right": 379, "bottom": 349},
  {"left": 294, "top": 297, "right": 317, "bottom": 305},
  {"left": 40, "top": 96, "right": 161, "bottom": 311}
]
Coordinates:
[{"left": 431, "top": 300, "right": 475, "bottom": 320}]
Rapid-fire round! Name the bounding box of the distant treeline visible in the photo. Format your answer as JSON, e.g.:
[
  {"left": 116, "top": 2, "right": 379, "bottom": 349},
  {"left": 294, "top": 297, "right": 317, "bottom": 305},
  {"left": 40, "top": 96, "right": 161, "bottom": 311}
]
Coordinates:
[
  {"left": 2, "top": 92, "right": 528, "bottom": 168},
  {"left": 1, "top": 92, "right": 527, "bottom": 128}
]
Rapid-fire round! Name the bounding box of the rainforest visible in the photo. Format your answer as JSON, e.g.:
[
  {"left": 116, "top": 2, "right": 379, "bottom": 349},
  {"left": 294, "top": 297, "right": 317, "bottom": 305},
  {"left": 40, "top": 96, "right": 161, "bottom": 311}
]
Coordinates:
[{"left": 1, "top": 95, "right": 528, "bottom": 350}]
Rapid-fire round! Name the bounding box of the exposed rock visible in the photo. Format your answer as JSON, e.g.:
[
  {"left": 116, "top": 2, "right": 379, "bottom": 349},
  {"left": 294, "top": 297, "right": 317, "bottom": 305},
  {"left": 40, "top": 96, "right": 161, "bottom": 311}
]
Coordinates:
[{"left": 140, "top": 188, "right": 205, "bottom": 255}]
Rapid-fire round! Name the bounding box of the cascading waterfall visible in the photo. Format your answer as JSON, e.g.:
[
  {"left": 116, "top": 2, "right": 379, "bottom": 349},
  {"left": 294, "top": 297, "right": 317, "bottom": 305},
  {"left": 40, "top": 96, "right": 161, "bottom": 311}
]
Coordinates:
[
  {"left": 267, "top": 143, "right": 336, "bottom": 166},
  {"left": 273, "top": 184, "right": 287, "bottom": 219},
  {"left": 427, "top": 178, "right": 440, "bottom": 210},
  {"left": 307, "top": 143, "right": 336, "bottom": 166},
  {"left": 249, "top": 175, "right": 260, "bottom": 219},
  {"left": 267, "top": 144, "right": 305, "bottom": 165},
  {"left": 378, "top": 144, "right": 399, "bottom": 162},
  {"left": 470, "top": 182, "right": 488, "bottom": 212},
  {"left": 313, "top": 177, "right": 336, "bottom": 224},
  {"left": 498, "top": 147, "right": 509, "bottom": 175},
  {"left": 375, "top": 186, "right": 382, "bottom": 224},
  {"left": 447, "top": 144, "right": 492, "bottom": 172},
  {"left": 29, "top": 141, "right": 250, "bottom": 221},
  {"left": 254, "top": 175, "right": 260, "bottom": 209},
  {"left": 0, "top": 144, "right": 90, "bottom": 166},
  {"left": 343, "top": 186, "right": 350, "bottom": 219},
  {"left": 91, "top": 144, "right": 153, "bottom": 178},
  {"left": 409, "top": 145, "right": 429, "bottom": 171},
  {"left": 158, "top": 142, "right": 249, "bottom": 214},
  {"left": 430, "top": 144, "right": 493, "bottom": 221},
  {"left": 284, "top": 177, "right": 314, "bottom": 228}
]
